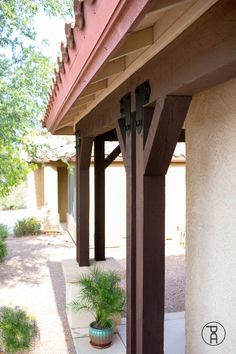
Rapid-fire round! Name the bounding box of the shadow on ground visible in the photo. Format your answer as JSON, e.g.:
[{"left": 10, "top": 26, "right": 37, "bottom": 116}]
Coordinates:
[{"left": 0, "top": 236, "right": 74, "bottom": 288}]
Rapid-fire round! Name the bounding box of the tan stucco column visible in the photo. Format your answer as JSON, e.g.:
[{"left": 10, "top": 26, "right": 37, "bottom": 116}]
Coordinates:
[{"left": 185, "top": 78, "right": 236, "bottom": 354}]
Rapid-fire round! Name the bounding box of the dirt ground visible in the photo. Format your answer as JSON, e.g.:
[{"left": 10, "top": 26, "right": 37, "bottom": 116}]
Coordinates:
[
  {"left": 0, "top": 211, "right": 185, "bottom": 353},
  {"left": 0, "top": 233, "right": 76, "bottom": 354}
]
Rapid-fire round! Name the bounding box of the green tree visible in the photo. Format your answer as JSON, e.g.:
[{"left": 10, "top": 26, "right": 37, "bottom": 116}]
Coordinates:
[{"left": 0, "top": 1, "right": 73, "bottom": 196}]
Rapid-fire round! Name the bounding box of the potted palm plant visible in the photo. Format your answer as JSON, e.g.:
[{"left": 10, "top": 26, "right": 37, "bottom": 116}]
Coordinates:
[{"left": 71, "top": 267, "right": 126, "bottom": 348}]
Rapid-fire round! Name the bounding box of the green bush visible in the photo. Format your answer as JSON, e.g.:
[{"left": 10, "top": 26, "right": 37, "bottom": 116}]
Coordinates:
[
  {"left": 0, "top": 224, "right": 8, "bottom": 241},
  {"left": 0, "top": 306, "right": 37, "bottom": 353},
  {"left": 0, "top": 240, "right": 8, "bottom": 262},
  {"left": 14, "top": 217, "right": 41, "bottom": 237}
]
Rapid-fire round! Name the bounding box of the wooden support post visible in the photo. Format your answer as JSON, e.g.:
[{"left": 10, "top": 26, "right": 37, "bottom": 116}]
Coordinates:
[
  {"left": 125, "top": 113, "right": 137, "bottom": 354},
  {"left": 94, "top": 137, "right": 105, "bottom": 261},
  {"left": 135, "top": 93, "right": 191, "bottom": 354},
  {"left": 116, "top": 92, "right": 137, "bottom": 354},
  {"left": 76, "top": 133, "right": 93, "bottom": 266}
]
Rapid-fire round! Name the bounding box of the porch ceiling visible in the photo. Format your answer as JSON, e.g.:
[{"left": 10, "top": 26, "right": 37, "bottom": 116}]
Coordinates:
[{"left": 43, "top": 0, "right": 218, "bottom": 135}]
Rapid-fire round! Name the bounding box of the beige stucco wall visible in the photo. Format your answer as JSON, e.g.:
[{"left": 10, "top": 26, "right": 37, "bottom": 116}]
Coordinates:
[
  {"left": 67, "top": 160, "right": 186, "bottom": 247},
  {"left": 185, "top": 78, "right": 236, "bottom": 354},
  {"left": 27, "top": 165, "right": 44, "bottom": 210}
]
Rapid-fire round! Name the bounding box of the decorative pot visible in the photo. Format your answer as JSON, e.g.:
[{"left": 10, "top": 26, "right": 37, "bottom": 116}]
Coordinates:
[{"left": 89, "top": 321, "right": 114, "bottom": 348}]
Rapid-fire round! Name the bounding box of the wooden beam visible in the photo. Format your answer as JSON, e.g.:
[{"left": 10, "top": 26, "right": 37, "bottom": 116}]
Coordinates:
[
  {"left": 80, "top": 80, "right": 107, "bottom": 98},
  {"left": 66, "top": 103, "right": 88, "bottom": 117},
  {"left": 178, "top": 128, "right": 185, "bottom": 142},
  {"left": 55, "top": 126, "right": 74, "bottom": 135},
  {"left": 116, "top": 119, "right": 128, "bottom": 168},
  {"left": 92, "top": 58, "right": 126, "bottom": 83},
  {"left": 126, "top": 113, "right": 137, "bottom": 354},
  {"left": 116, "top": 113, "right": 137, "bottom": 354},
  {"left": 136, "top": 107, "right": 164, "bottom": 354},
  {"left": 76, "top": 136, "right": 93, "bottom": 266},
  {"left": 77, "top": 0, "right": 235, "bottom": 137},
  {"left": 150, "top": 0, "right": 191, "bottom": 12},
  {"left": 111, "top": 27, "right": 153, "bottom": 61},
  {"left": 77, "top": 95, "right": 96, "bottom": 106},
  {"left": 104, "top": 145, "right": 121, "bottom": 169},
  {"left": 144, "top": 95, "right": 191, "bottom": 175},
  {"left": 98, "top": 129, "right": 118, "bottom": 141},
  {"left": 94, "top": 137, "right": 105, "bottom": 261}
]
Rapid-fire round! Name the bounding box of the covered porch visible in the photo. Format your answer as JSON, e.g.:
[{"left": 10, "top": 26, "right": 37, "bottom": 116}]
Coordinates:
[{"left": 44, "top": 1, "right": 236, "bottom": 353}]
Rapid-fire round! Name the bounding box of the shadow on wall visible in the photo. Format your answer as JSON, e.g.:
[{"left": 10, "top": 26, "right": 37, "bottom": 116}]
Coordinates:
[{"left": 48, "top": 261, "right": 76, "bottom": 354}]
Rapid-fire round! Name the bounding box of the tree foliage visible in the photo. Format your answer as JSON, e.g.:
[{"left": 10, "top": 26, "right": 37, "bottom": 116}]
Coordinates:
[{"left": 0, "top": 0, "right": 73, "bottom": 196}]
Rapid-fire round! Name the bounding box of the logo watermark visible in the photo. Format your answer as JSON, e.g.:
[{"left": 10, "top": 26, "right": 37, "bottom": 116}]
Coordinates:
[{"left": 201, "top": 322, "right": 226, "bottom": 346}]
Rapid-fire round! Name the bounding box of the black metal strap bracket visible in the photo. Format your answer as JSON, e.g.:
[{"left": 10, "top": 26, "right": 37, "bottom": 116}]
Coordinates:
[
  {"left": 135, "top": 81, "right": 151, "bottom": 134},
  {"left": 120, "top": 93, "right": 131, "bottom": 135}
]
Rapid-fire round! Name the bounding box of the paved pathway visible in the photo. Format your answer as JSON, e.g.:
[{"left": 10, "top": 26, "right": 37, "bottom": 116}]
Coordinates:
[{"left": 0, "top": 233, "right": 76, "bottom": 354}]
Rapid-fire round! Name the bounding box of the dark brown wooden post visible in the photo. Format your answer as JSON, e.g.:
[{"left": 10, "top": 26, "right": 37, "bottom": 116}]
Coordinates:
[
  {"left": 94, "top": 137, "right": 105, "bottom": 261},
  {"left": 116, "top": 93, "right": 137, "bottom": 354},
  {"left": 135, "top": 90, "right": 191, "bottom": 354},
  {"left": 76, "top": 132, "right": 93, "bottom": 266},
  {"left": 125, "top": 113, "right": 137, "bottom": 354}
]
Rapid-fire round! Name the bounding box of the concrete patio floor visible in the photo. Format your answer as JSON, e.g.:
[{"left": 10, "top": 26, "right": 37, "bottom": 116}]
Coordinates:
[
  {"left": 63, "top": 242, "right": 185, "bottom": 354},
  {"left": 70, "top": 313, "right": 185, "bottom": 354}
]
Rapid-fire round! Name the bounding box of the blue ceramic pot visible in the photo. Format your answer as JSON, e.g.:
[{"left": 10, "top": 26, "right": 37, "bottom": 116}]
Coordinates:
[{"left": 89, "top": 321, "right": 114, "bottom": 348}]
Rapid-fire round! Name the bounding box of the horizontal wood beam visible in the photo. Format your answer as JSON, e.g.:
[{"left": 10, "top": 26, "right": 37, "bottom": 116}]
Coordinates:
[
  {"left": 55, "top": 126, "right": 74, "bottom": 135},
  {"left": 92, "top": 58, "right": 126, "bottom": 83},
  {"left": 111, "top": 27, "right": 153, "bottom": 61},
  {"left": 98, "top": 129, "right": 118, "bottom": 141},
  {"left": 104, "top": 145, "right": 121, "bottom": 169},
  {"left": 76, "top": 95, "right": 96, "bottom": 106},
  {"left": 151, "top": 0, "right": 191, "bottom": 11},
  {"left": 80, "top": 79, "right": 107, "bottom": 98},
  {"left": 65, "top": 104, "right": 88, "bottom": 119}
]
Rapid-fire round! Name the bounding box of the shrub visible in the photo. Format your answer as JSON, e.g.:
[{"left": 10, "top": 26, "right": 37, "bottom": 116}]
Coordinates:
[
  {"left": 0, "top": 240, "right": 7, "bottom": 262},
  {"left": 0, "top": 224, "right": 8, "bottom": 241},
  {"left": 0, "top": 306, "right": 38, "bottom": 354},
  {"left": 14, "top": 217, "right": 41, "bottom": 237}
]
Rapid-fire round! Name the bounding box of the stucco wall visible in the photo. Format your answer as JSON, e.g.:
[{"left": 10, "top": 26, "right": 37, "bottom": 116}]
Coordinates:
[
  {"left": 185, "top": 78, "right": 236, "bottom": 353},
  {"left": 67, "top": 160, "right": 186, "bottom": 247},
  {"left": 27, "top": 165, "right": 44, "bottom": 210}
]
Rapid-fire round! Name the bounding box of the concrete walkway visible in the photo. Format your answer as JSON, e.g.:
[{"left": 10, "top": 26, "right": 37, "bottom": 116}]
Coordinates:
[{"left": 0, "top": 233, "right": 76, "bottom": 354}]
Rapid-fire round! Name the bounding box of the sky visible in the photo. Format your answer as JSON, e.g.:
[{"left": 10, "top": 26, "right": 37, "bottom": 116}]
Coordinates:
[{"left": 34, "top": 12, "right": 72, "bottom": 61}]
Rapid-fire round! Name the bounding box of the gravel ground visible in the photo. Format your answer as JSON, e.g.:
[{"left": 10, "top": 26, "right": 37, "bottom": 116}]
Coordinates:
[
  {"left": 165, "top": 254, "right": 185, "bottom": 312},
  {"left": 0, "top": 213, "right": 185, "bottom": 353},
  {"left": 0, "top": 233, "right": 77, "bottom": 354}
]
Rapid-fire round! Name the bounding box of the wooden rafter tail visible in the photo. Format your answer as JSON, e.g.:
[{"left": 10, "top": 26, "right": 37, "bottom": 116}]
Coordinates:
[
  {"left": 80, "top": 0, "right": 96, "bottom": 4},
  {"left": 52, "top": 78, "right": 58, "bottom": 98},
  {"left": 57, "top": 56, "right": 65, "bottom": 75},
  {"left": 61, "top": 41, "right": 70, "bottom": 64},
  {"left": 65, "top": 23, "right": 75, "bottom": 49},
  {"left": 74, "top": 0, "right": 84, "bottom": 30},
  {"left": 54, "top": 68, "right": 62, "bottom": 85}
]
